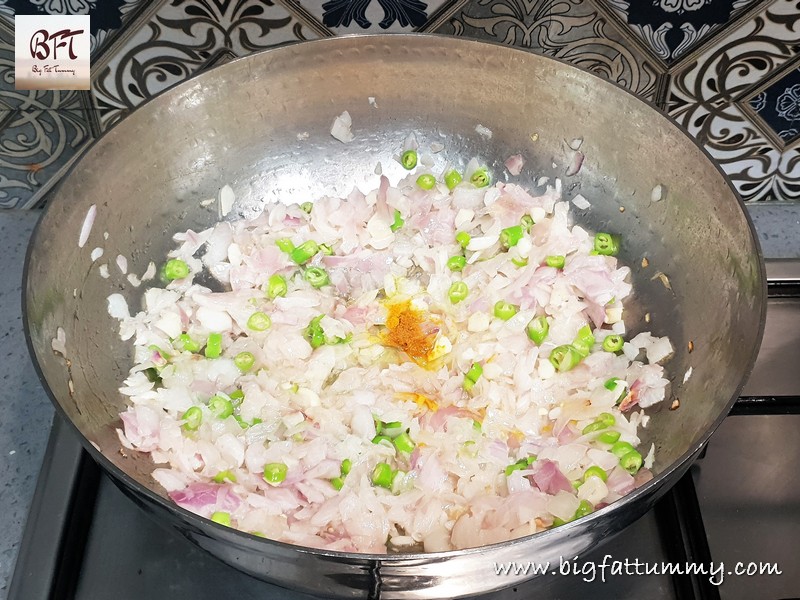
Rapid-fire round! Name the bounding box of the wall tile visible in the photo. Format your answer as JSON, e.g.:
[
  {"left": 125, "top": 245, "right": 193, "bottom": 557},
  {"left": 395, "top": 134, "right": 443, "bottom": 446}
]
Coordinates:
[
  {"left": 89, "top": 0, "right": 319, "bottom": 131},
  {"left": 293, "top": 0, "right": 455, "bottom": 33},
  {"left": 0, "top": 104, "right": 90, "bottom": 208},
  {"left": 668, "top": 0, "right": 800, "bottom": 201},
  {"left": 435, "top": 0, "right": 660, "bottom": 102}
]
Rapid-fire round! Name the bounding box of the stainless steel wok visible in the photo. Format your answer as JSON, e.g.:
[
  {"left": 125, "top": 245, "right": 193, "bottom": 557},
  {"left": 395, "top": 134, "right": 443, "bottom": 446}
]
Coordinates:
[{"left": 24, "top": 35, "right": 766, "bottom": 598}]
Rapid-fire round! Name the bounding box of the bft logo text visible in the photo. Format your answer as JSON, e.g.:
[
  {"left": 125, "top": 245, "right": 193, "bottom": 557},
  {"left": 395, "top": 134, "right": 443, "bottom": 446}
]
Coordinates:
[{"left": 29, "top": 27, "right": 84, "bottom": 61}]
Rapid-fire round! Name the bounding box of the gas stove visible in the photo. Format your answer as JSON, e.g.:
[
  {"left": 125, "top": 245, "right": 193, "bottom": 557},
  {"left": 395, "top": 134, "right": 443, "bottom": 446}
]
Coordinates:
[{"left": 9, "top": 261, "right": 800, "bottom": 600}]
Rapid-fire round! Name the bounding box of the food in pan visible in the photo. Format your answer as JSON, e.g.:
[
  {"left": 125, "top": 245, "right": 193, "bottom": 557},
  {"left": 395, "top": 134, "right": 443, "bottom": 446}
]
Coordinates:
[{"left": 111, "top": 153, "right": 671, "bottom": 553}]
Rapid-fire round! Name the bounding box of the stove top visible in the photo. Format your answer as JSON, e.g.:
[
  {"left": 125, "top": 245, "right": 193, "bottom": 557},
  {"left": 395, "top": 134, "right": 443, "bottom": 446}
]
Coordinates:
[{"left": 9, "top": 262, "right": 800, "bottom": 600}]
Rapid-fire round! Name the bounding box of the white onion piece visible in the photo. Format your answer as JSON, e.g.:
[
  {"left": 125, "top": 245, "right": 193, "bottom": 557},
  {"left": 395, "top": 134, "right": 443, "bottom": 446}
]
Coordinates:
[
  {"left": 683, "top": 367, "right": 693, "bottom": 383},
  {"left": 572, "top": 194, "right": 590, "bottom": 209},
  {"left": 116, "top": 254, "right": 128, "bottom": 274},
  {"left": 152, "top": 469, "right": 189, "bottom": 492},
  {"left": 196, "top": 306, "right": 232, "bottom": 331},
  {"left": 455, "top": 208, "right": 474, "bottom": 229},
  {"left": 127, "top": 273, "right": 141, "bottom": 287},
  {"left": 646, "top": 336, "right": 673, "bottom": 364},
  {"left": 78, "top": 204, "right": 96, "bottom": 248},
  {"left": 351, "top": 404, "right": 376, "bottom": 439},
  {"left": 365, "top": 214, "right": 393, "bottom": 250},
  {"left": 464, "top": 157, "right": 481, "bottom": 180},
  {"left": 467, "top": 234, "right": 498, "bottom": 251},
  {"left": 565, "top": 151, "right": 584, "bottom": 176},
  {"left": 141, "top": 261, "right": 157, "bottom": 281},
  {"left": 430, "top": 142, "right": 444, "bottom": 153},
  {"left": 403, "top": 132, "right": 418, "bottom": 151},
  {"left": 651, "top": 184, "right": 665, "bottom": 202},
  {"left": 90, "top": 247, "right": 104, "bottom": 262},
  {"left": 106, "top": 294, "right": 130, "bottom": 319},
  {"left": 504, "top": 153, "right": 525, "bottom": 176},
  {"left": 475, "top": 124, "right": 492, "bottom": 138},
  {"left": 51, "top": 326, "right": 66, "bottom": 356},
  {"left": 577, "top": 475, "right": 608, "bottom": 505},
  {"left": 218, "top": 185, "right": 234, "bottom": 217},
  {"left": 368, "top": 96, "right": 377, "bottom": 108},
  {"left": 622, "top": 342, "right": 639, "bottom": 361},
  {"left": 547, "top": 491, "right": 580, "bottom": 520},
  {"left": 98, "top": 264, "right": 109, "bottom": 278},
  {"left": 154, "top": 312, "right": 182, "bottom": 339},
  {"left": 644, "top": 443, "right": 656, "bottom": 469},
  {"left": 330, "top": 111, "right": 354, "bottom": 143}
]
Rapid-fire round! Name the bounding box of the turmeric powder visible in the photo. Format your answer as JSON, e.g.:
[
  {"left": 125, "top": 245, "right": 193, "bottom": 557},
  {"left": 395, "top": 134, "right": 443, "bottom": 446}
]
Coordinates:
[{"left": 383, "top": 300, "right": 440, "bottom": 366}]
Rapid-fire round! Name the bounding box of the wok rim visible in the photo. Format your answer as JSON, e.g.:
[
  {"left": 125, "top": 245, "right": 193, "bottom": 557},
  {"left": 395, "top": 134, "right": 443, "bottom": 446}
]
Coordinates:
[{"left": 21, "top": 33, "right": 768, "bottom": 564}]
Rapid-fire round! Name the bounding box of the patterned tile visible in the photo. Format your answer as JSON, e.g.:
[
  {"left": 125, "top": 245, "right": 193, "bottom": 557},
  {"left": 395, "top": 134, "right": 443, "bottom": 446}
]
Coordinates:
[
  {"left": 0, "top": 104, "right": 91, "bottom": 208},
  {"left": 747, "top": 64, "right": 800, "bottom": 145},
  {"left": 90, "top": 0, "right": 319, "bottom": 131},
  {"left": 293, "top": 0, "right": 453, "bottom": 33},
  {"left": 668, "top": 0, "right": 800, "bottom": 201},
  {"left": 597, "top": 0, "right": 761, "bottom": 64},
  {"left": 435, "top": 0, "right": 660, "bottom": 101}
]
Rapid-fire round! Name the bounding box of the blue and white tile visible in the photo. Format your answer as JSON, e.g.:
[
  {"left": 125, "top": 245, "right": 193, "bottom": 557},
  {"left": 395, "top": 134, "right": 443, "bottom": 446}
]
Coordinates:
[
  {"left": 747, "top": 65, "right": 800, "bottom": 146},
  {"left": 435, "top": 0, "right": 660, "bottom": 101},
  {"left": 0, "top": 104, "right": 91, "bottom": 208},
  {"left": 90, "top": 0, "right": 319, "bottom": 131},
  {"left": 296, "top": 0, "right": 454, "bottom": 33},
  {"left": 668, "top": 0, "right": 800, "bottom": 201},
  {"left": 597, "top": 0, "right": 761, "bottom": 64}
]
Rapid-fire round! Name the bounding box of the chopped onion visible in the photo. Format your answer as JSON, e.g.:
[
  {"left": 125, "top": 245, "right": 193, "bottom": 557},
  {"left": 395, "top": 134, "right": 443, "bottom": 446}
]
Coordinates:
[
  {"left": 651, "top": 184, "right": 665, "bottom": 202},
  {"left": 106, "top": 294, "right": 130, "bottom": 319},
  {"left": 572, "top": 194, "right": 590, "bottom": 210},
  {"left": 78, "top": 204, "right": 96, "bottom": 248},
  {"left": 504, "top": 153, "right": 525, "bottom": 176},
  {"left": 218, "top": 185, "right": 234, "bottom": 217},
  {"left": 108, "top": 162, "right": 671, "bottom": 553},
  {"left": 141, "top": 261, "right": 157, "bottom": 281},
  {"left": 403, "top": 133, "right": 418, "bottom": 151},
  {"left": 643, "top": 443, "right": 656, "bottom": 469},
  {"left": 646, "top": 336, "right": 674, "bottom": 364},
  {"left": 475, "top": 124, "right": 492, "bottom": 139},
  {"left": 116, "top": 254, "right": 128, "bottom": 275},
  {"left": 90, "top": 247, "right": 104, "bottom": 262},
  {"left": 51, "top": 326, "right": 66, "bottom": 356},
  {"left": 330, "top": 111, "right": 354, "bottom": 143},
  {"left": 565, "top": 151, "right": 584, "bottom": 176}
]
